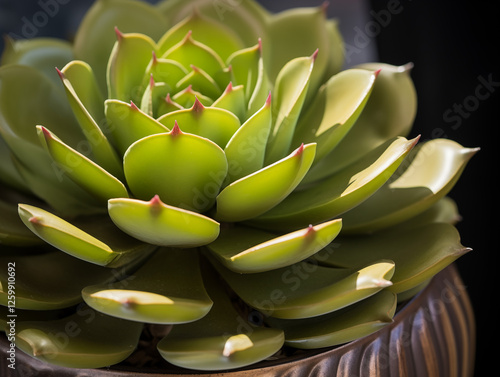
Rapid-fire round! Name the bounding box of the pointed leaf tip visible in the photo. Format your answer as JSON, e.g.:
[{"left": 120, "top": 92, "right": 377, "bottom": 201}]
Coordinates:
[
  {"left": 266, "top": 91, "right": 272, "bottom": 107},
  {"left": 225, "top": 82, "right": 234, "bottom": 94},
  {"left": 55, "top": 67, "right": 65, "bottom": 80},
  {"left": 170, "top": 121, "right": 182, "bottom": 136},
  {"left": 114, "top": 26, "right": 123, "bottom": 41},
  {"left": 130, "top": 101, "right": 139, "bottom": 111},
  {"left": 149, "top": 73, "right": 155, "bottom": 89},
  {"left": 192, "top": 97, "right": 205, "bottom": 113},
  {"left": 294, "top": 143, "right": 305, "bottom": 156},
  {"left": 374, "top": 68, "right": 382, "bottom": 78},
  {"left": 312, "top": 49, "right": 319, "bottom": 62},
  {"left": 150, "top": 194, "right": 162, "bottom": 206},
  {"left": 28, "top": 216, "right": 41, "bottom": 225}
]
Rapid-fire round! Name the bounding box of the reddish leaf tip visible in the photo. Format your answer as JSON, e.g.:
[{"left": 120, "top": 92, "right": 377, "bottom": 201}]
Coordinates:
[
  {"left": 294, "top": 143, "right": 305, "bottom": 156},
  {"left": 39, "top": 126, "right": 52, "bottom": 139},
  {"left": 311, "top": 49, "right": 319, "bottom": 62},
  {"left": 149, "top": 73, "right": 155, "bottom": 89},
  {"left": 258, "top": 38, "right": 263, "bottom": 54},
  {"left": 150, "top": 194, "right": 163, "bottom": 207},
  {"left": 374, "top": 68, "right": 382, "bottom": 78},
  {"left": 152, "top": 50, "right": 158, "bottom": 65},
  {"left": 55, "top": 67, "right": 65, "bottom": 80},
  {"left": 130, "top": 101, "right": 140, "bottom": 111},
  {"left": 170, "top": 121, "right": 182, "bottom": 136},
  {"left": 192, "top": 96, "right": 205, "bottom": 113},
  {"left": 305, "top": 224, "right": 315, "bottom": 236},
  {"left": 114, "top": 27, "right": 123, "bottom": 41},
  {"left": 29, "top": 216, "right": 42, "bottom": 225},
  {"left": 224, "top": 82, "right": 234, "bottom": 94},
  {"left": 265, "top": 91, "right": 272, "bottom": 107},
  {"left": 321, "top": 1, "right": 330, "bottom": 14}
]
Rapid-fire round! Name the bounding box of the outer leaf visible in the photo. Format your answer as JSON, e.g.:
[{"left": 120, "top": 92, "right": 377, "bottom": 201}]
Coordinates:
[
  {"left": 108, "top": 196, "right": 220, "bottom": 247},
  {"left": 0, "top": 247, "right": 141, "bottom": 310},
  {"left": 215, "top": 143, "right": 316, "bottom": 222},
  {"left": 15, "top": 305, "right": 143, "bottom": 368},
  {"left": 105, "top": 99, "right": 170, "bottom": 156},
  {"left": 37, "top": 126, "right": 128, "bottom": 203},
  {"left": 82, "top": 249, "right": 213, "bottom": 324},
  {"left": 307, "top": 63, "right": 417, "bottom": 182},
  {"left": 157, "top": 261, "right": 284, "bottom": 371},
  {"left": 157, "top": 98, "right": 240, "bottom": 148},
  {"left": 18, "top": 204, "right": 155, "bottom": 267},
  {"left": 123, "top": 125, "right": 228, "bottom": 213},
  {"left": 250, "top": 137, "right": 419, "bottom": 231},
  {"left": 0, "top": 37, "right": 73, "bottom": 87},
  {"left": 207, "top": 219, "right": 342, "bottom": 273},
  {"left": 341, "top": 139, "right": 479, "bottom": 233},
  {"left": 210, "top": 256, "right": 394, "bottom": 319},
  {"left": 73, "top": 0, "right": 167, "bottom": 94},
  {"left": 265, "top": 53, "right": 316, "bottom": 164},
  {"left": 267, "top": 290, "right": 396, "bottom": 349},
  {"left": 292, "top": 69, "right": 377, "bottom": 163},
  {"left": 314, "top": 222, "right": 470, "bottom": 294}
]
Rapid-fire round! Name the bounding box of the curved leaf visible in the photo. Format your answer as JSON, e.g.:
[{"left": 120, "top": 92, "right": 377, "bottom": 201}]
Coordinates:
[
  {"left": 37, "top": 126, "right": 128, "bottom": 203},
  {"left": 250, "top": 137, "right": 418, "bottom": 231},
  {"left": 123, "top": 124, "right": 227, "bottom": 213},
  {"left": 108, "top": 196, "right": 220, "bottom": 247},
  {"left": 315, "top": 222, "right": 470, "bottom": 294},
  {"left": 83, "top": 249, "right": 213, "bottom": 324},
  {"left": 216, "top": 143, "right": 316, "bottom": 222},
  {"left": 16, "top": 304, "right": 143, "bottom": 368},
  {"left": 211, "top": 83, "right": 247, "bottom": 123},
  {"left": 18, "top": 204, "right": 155, "bottom": 267},
  {"left": 341, "top": 139, "right": 479, "bottom": 233},
  {"left": 157, "top": 261, "right": 284, "bottom": 371},
  {"left": 207, "top": 219, "right": 342, "bottom": 273}
]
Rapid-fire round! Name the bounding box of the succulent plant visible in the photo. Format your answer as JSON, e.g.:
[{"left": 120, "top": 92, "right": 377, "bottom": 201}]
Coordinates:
[{"left": 0, "top": 0, "right": 478, "bottom": 372}]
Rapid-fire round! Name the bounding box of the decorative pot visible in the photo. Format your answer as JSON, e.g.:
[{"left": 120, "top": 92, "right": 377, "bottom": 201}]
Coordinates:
[{"left": 1, "top": 264, "right": 475, "bottom": 377}]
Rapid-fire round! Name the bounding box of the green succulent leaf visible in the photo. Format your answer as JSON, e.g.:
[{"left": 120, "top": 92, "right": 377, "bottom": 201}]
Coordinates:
[
  {"left": 207, "top": 219, "right": 342, "bottom": 273},
  {"left": 108, "top": 196, "right": 220, "bottom": 247},
  {"left": 251, "top": 137, "right": 418, "bottom": 230},
  {"left": 210, "top": 256, "right": 395, "bottom": 319},
  {"left": 0, "top": 37, "right": 74, "bottom": 87},
  {"left": 0, "top": 246, "right": 141, "bottom": 310},
  {"left": 341, "top": 139, "right": 479, "bottom": 233},
  {"left": 226, "top": 41, "right": 262, "bottom": 101},
  {"left": 82, "top": 248, "right": 213, "bottom": 324},
  {"left": 15, "top": 305, "right": 143, "bottom": 368},
  {"left": 315, "top": 222, "right": 470, "bottom": 294},
  {"left": 265, "top": 52, "right": 316, "bottom": 164},
  {"left": 223, "top": 93, "right": 272, "bottom": 184},
  {"left": 157, "top": 261, "right": 284, "bottom": 371},
  {"left": 18, "top": 204, "right": 155, "bottom": 267},
  {"left": 215, "top": 143, "right": 316, "bottom": 222},
  {"left": 292, "top": 68, "right": 378, "bottom": 163},
  {"left": 107, "top": 30, "right": 157, "bottom": 102},
  {"left": 157, "top": 9, "right": 244, "bottom": 61},
  {"left": 171, "top": 84, "right": 214, "bottom": 108},
  {"left": 105, "top": 99, "right": 170, "bottom": 156},
  {"left": 306, "top": 63, "right": 417, "bottom": 183},
  {"left": 267, "top": 290, "right": 396, "bottom": 349},
  {"left": 37, "top": 126, "right": 129, "bottom": 203},
  {"left": 74, "top": 0, "right": 167, "bottom": 94},
  {"left": 157, "top": 98, "right": 240, "bottom": 148},
  {"left": 211, "top": 83, "right": 247, "bottom": 123},
  {"left": 123, "top": 124, "right": 227, "bottom": 212}
]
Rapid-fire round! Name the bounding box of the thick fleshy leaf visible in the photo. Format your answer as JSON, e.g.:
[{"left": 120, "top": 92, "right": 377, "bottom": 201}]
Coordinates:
[
  {"left": 211, "top": 83, "right": 247, "bottom": 123},
  {"left": 207, "top": 219, "right": 342, "bottom": 273},
  {"left": 250, "top": 137, "right": 418, "bottom": 231},
  {"left": 307, "top": 63, "right": 417, "bottom": 182},
  {"left": 292, "top": 69, "right": 378, "bottom": 163},
  {"left": 315, "top": 222, "right": 470, "bottom": 294},
  {"left": 341, "top": 139, "right": 479, "bottom": 233},
  {"left": 16, "top": 305, "right": 143, "bottom": 368},
  {"left": 157, "top": 98, "right": 240, "bottom": 148},
  {"left": 157, "top": 261, "right": 284, "bottom": 371},
  {"left": 0, "top": 37, "right": 73, "bottom": 87},
  {"left": 105, "top": 99, "right": 170, "bottom": 156},
  {"left": 108, "top": 196, "right": 220, "bottom": 247},
  {"left": 142, "top": 55, "right": 188, "bottom": 99},
  {"left": 161, "top": 31, "right": 225, "bottom": 79},
  {"left": 223, "top": 94, "right": 272, "bottom": 184},
  {"left": 175, "top": 64, "right": 222, "bottom": 99},
  {"left": 0, "top": 247, "right": 141, "bottom": 310},
  {"left": 57, "top": 61, "right": 123, "bottom": 179},
  {"left": 37, "top": 126, "right": 128, "bottom": 203},
  {"left": 18, "top": 203, "right": 155, "bottom": 267},
  {"left": 82, "top": 249, "right": 213, "bottom": 324},
  {"left": 107, "top": 30, "right": 157, "bottom": 102},
  {"left": 171, "top": 84, "right": 214, "bottom": 108},
  {"left": 215, "top": 143, "right": 316, "bottom": 222},
  {"left": 156, "top": 0, "right": 269, "bottom": 48},
  {"left": 265, "top": 52, "right": 316, "bottom": 164},
  {"left": 157, "top": 9, "right": 244, "bottom": 61},
  {"left": 123, "top": 125, "right": 228, "bottom": 212},
  {"left": 210, "top": 256, "right": 394, "bottom": 319},
  {"left": 226, "top": 41, "right": 262, "bottom": 101},
  {"left": 73, "top": 0, "right": 167, "bottom": 94},
  {"left": 267, "top": 290, "right": 396, "bottom": 349}
]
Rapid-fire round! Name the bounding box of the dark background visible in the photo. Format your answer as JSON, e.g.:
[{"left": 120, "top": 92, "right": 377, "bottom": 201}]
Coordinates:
[{"left": 0, "top": 1, "right": 497, "bottom": 375}]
